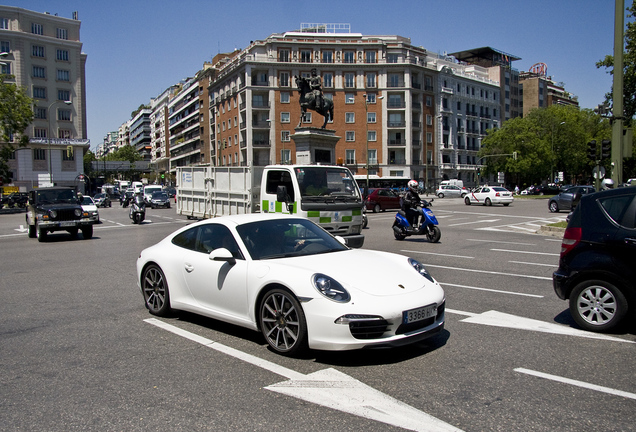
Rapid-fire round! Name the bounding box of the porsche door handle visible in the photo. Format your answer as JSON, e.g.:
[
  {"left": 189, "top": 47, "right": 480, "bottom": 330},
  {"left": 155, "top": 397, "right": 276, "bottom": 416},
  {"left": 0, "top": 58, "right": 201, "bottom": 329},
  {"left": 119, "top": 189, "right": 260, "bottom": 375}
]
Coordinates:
[{"left": 184, "top": 263, "right": 194, "bottom": 273}]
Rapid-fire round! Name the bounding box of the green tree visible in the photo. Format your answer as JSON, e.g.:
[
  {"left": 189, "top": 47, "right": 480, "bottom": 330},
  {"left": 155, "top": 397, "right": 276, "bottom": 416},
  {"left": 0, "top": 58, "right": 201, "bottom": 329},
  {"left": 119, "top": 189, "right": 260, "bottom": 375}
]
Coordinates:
[
  {"left": 104, "top": 145, "right": 143, "bottom": 163},
  {"left": 0, "top": 76, "right": 34, "bottom": 182}
]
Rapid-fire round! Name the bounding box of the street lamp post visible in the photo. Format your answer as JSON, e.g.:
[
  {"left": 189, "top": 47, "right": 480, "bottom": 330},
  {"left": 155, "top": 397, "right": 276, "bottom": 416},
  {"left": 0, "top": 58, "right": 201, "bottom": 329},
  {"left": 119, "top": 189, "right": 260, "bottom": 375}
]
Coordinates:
[
  {"left": 47, "top": 100, "right": 72, "bottom": 184},
  {"left": 551, "top": 121, "right": 565, "bottom": 183}
]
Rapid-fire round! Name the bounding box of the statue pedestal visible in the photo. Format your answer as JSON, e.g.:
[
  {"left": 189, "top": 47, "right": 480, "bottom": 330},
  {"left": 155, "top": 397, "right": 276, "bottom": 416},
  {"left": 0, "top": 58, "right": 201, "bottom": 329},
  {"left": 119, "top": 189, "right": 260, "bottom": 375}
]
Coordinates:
[{"left": 291, "top": 127, "right": 341, "bottom": 165}]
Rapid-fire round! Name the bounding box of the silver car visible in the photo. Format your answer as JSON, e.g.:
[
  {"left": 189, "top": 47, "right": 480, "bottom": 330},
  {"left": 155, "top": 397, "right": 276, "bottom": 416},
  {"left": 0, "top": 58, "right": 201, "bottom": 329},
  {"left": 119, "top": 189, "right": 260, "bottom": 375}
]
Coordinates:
[{"left": 436, "top": 185, "right": 463, "bottom": 198}]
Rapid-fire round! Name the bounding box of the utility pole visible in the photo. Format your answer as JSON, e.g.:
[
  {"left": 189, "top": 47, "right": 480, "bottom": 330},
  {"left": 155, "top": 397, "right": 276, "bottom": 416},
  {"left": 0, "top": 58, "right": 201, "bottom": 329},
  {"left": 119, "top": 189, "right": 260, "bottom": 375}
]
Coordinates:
[{"left": 612, "top": 0, "right": 625, "bottom": 185}]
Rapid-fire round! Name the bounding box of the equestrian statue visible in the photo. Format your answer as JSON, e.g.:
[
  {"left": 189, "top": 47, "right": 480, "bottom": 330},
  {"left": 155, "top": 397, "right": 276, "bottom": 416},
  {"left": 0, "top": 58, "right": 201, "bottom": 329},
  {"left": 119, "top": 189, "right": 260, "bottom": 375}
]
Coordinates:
[{"left": 295, "top": 68, "right": 334, "bottom": 129}]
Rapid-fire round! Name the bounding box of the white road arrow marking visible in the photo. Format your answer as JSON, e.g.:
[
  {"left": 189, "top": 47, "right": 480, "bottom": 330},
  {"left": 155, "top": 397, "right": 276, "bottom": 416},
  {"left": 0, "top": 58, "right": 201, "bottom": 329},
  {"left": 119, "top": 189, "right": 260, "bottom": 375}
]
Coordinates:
[
  {"left": 447, "top": 309, "right": 634, "bottom": 343},
  {"left": 447, "top": 219, "right": 499, "bottom": 227},
  {"left": 145, "top": 318, "right": 463, "bottom": 432},
  {"left": 15, "top": 225, "right": 27, "bottom": 233}
]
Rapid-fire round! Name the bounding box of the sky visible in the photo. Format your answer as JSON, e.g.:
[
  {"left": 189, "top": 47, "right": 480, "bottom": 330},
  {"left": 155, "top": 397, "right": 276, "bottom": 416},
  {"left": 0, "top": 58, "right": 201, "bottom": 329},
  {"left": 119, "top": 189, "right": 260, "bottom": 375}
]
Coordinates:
[{"left": 6, "top": 0, "right": 624, "bottom": 151}]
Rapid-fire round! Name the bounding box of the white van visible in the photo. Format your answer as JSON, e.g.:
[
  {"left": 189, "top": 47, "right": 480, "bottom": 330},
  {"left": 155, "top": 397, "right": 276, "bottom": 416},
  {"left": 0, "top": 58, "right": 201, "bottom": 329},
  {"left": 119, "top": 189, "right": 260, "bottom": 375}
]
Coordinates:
[
  {"left": 440, "top": 179, "right": 464, "bottom": 189},
  {"left": 143, "top": 185, "right": 163, "bottom": 203}
]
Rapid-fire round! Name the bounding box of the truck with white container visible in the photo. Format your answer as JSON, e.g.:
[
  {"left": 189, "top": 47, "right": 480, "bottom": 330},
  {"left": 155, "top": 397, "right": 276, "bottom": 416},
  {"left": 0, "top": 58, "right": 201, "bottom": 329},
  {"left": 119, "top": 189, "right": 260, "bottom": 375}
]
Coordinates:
[{"left": 176, "top": 164, "right": 365, "bottom": 248}]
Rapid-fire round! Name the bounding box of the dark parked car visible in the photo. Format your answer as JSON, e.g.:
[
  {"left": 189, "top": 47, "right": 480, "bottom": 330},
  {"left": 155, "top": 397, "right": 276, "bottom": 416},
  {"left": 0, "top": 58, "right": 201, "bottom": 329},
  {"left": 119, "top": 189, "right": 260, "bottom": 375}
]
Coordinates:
[
  {"left": 149, "top": 191, "right": 171, "bottom": 209},
  {"left": 548, "top": 185, "right": 595, "bottom": 213},
  {"left": 364, "top": 188, "right": 402, "bottom": 213},
  {"left": 94, "top": 193, "right": 111, "bottom": 208},
  {"left": 534, "top": 184, "right": 561, "bottom": 195},
  {"left": 2, "top": 192, "right": 28, "bottom": 208},
  {"left": 553, "top": 186, "right": 636, "bottom": 332}
]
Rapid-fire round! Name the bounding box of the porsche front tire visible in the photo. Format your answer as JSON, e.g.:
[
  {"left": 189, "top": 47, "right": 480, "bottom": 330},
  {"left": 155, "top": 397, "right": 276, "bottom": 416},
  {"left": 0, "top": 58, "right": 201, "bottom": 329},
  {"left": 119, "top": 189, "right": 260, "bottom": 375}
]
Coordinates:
[{"left": 259, "top": 288, "right": 308, "bottom": 356}]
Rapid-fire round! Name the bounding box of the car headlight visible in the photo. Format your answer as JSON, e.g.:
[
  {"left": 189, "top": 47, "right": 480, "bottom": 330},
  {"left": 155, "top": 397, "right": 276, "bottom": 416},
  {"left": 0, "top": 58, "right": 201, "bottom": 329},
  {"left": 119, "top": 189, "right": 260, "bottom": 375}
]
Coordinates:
[
  {"left": 408, "top": 258, "right": 435, "bottom": 283},
  {"left": 312, "top": 273, "right": 350, "bottom": 303},
  {"left": 75, "top": 209, "right": 82, "bottom": 217},
  {"left": 49, "top": 210, "right": 57, "bottom": 219}
]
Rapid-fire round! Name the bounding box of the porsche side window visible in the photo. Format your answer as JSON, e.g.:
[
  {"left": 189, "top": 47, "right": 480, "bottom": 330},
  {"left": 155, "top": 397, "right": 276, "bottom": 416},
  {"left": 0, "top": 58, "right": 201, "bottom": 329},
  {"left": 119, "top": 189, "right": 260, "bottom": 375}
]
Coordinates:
[
  {"left": 172, "top": 227, "right": 199, "bottom": 250},
  {"left": 196, "top": 225, "right": 244, "bottom": 259}
]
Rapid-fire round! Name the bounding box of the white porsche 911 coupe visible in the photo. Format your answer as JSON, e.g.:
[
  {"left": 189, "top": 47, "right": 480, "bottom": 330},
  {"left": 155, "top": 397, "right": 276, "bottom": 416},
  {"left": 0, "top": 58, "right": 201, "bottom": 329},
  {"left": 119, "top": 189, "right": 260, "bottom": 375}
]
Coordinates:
[{"left": 137, "top": 213, "right": 445, "bottom": 355}]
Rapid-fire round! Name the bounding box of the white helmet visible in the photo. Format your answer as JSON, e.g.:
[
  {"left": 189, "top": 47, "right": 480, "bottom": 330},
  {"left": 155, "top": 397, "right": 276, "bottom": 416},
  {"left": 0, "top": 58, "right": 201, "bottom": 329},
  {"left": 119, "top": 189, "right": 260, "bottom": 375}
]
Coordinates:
[
  {"left": 408, "top": 179, "right": 418, "bottom": 192},
  {"left": 602, "top": 178, "right": 614, "bottom": 190}
]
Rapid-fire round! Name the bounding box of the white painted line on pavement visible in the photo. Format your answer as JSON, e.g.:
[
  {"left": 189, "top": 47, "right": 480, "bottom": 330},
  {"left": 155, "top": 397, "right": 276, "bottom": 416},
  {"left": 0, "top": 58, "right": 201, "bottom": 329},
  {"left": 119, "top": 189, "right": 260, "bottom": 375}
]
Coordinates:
[
  {"left": 491, "top": 248, "right": 560, "bottom": 257},
  {"left": 419, "top": 263, "right": 552, "bottom": 281},
  {"left": 440, "top": 282, "right": 544, "bottom": 298},
  {"left": 447, "top": 219, "right": 500, "bottom": 227},
  {"left": 466, "top": 239, "right": 536, "bottom": 246},
  {"left": 514, "top": 368, "right": 636, "bottom": 400},
  {"left": 508, "top": 261, "right": 557, "bottom": 268},
  {"left": 402, "top": 250, "right": 474, "bottom": 259}
]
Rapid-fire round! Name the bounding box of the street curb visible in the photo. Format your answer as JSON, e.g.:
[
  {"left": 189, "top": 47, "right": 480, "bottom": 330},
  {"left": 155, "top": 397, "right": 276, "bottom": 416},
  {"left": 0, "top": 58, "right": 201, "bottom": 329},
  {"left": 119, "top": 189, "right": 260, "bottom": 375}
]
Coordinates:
[
  {"left": 0, "top": 208, "right": 26, "bottom": 215},
  {"left": 537, "top": 225, "right": 565, "bottom": 237}
]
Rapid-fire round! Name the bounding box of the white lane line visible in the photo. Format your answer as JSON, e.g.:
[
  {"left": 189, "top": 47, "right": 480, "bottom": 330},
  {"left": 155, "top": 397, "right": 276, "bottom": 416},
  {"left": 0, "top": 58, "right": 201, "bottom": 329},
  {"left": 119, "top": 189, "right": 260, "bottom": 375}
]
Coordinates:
[
  {"left": 440, "top": 282, "right": 544, "bottom": 298},
  {"left": 401, "top": 250, "right": 474, "bottom": 259},
  {"left": 448, "top": 219, "right": 500, "bottom": 227},
  {"left": 145, "top": 318, "right": 464, "bottom": 432},
  {"left": 491, "top": 248, "right": 560, "bottom": 257},
  {"left": 466, "top": 239, "right": 536, "bottom": 246},
  {"left": 508, "top": 261, "right": 557, "bottom": 268},
  {"left": 515, "top": 368, "right": 636, "bottom": 400},
  {"left": 419, "top": 263, "right": 552, "bottom": 281}
]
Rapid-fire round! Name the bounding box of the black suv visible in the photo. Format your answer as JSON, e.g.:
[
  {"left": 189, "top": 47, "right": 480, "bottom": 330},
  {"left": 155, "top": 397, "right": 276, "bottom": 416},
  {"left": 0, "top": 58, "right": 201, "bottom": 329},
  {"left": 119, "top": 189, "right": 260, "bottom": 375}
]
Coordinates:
[
  {"left": 553, "top": 186, "right": 636, "bottom": 332},
  {"left": 26, "top": 187, "right": 95, "bottom": 242}
]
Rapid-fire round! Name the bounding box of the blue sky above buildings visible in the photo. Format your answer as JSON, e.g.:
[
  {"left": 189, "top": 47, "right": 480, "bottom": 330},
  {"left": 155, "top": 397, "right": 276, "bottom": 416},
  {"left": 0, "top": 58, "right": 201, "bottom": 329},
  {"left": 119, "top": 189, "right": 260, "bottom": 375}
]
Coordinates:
[{"left": 6, "top": 0, "right": 621, "bottom": 151}]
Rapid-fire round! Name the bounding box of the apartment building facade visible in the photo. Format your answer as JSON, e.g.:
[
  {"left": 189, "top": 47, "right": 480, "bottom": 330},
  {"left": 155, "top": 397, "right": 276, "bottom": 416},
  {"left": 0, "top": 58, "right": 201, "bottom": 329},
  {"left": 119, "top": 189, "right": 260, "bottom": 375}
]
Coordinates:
[
  {"left": 519, "top": 72, "right": 579, "bottom": 116},
  {"left": 0, "top": 6, "right": 88, "bottom": 189},
  {"left": 206, "top": 29, "right": 500, "bottom": 185}
]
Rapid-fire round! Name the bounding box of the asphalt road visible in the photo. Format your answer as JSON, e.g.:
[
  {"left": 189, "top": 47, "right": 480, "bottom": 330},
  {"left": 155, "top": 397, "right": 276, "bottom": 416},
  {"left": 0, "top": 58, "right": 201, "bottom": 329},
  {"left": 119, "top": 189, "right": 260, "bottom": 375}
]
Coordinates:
[{"left": 1, "top": 198, "right": 634, "bottom": 431}]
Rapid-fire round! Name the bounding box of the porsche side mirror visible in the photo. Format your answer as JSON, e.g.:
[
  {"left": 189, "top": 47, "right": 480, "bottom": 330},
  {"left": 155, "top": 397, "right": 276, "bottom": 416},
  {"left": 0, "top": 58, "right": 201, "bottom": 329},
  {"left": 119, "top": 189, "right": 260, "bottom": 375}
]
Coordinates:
[{"left": 209, "top": 248, "right": 236, "bottom": 265}]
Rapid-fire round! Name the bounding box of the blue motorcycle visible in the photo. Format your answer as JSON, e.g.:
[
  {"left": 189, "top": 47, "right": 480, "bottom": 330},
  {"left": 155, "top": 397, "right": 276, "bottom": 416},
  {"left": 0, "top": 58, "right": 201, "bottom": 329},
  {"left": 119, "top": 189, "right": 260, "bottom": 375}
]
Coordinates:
[{"left": 392, "top": 199, "right": 441, "bottom": 242}]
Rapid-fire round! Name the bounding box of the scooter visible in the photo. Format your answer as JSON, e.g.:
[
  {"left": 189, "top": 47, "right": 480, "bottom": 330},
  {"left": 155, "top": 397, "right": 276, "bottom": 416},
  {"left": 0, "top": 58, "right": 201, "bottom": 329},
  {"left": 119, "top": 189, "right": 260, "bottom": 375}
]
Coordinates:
[
  {"left": 129, "top": 198, "right": 146, "bottom": 224},
  {"left": 392, "top": 199, "right": 441, "bottom": 242}
]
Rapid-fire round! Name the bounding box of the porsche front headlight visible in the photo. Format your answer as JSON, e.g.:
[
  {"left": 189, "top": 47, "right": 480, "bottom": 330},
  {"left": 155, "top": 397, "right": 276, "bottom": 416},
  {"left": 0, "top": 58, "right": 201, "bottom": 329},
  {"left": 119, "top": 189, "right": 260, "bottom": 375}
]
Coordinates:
[
  {"left": 408, "top": 258, "right": 435, "bottom": 283},
  {"left": 312, "top": 273, "right": 350, "bottom": 303}
]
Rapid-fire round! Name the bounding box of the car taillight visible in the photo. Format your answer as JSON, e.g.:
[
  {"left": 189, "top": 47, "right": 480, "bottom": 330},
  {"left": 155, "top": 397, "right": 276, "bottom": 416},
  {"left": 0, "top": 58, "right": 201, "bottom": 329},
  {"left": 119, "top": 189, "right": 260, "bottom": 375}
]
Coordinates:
[
  {"left": 560, "top": 227, "right": 582, "bottom": 257},
  {"left": 495, "top": 192, "right": 500, "bottom": 196}
]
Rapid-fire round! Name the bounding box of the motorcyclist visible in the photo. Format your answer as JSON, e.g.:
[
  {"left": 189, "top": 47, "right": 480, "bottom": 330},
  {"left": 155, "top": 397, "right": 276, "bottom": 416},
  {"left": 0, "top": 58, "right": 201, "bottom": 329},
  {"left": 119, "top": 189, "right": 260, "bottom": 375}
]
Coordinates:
[
  {"left": 402, "top": 180, "right": 423, "bottom": 227},
  {"left": 601, "top": 178, "right": 614, "bottom": 190}
]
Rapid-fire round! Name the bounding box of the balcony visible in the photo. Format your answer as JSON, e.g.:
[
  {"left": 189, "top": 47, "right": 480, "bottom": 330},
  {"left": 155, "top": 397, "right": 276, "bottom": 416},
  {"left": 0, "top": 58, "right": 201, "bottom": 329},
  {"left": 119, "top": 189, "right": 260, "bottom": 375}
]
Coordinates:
[
  {"left": 412, "top": 121, "right": 421, "bottom": 128},
  {"left": 387, "top": 101, "right": 406, "bottom": 109},
  {"left": 388, "top": 139, "right": 405, "bottom": 146},
  {"left": 441, "top": 87, "right": 454, "bottom": 95},
  {"left": 252, "top": 101, "right": 270, "bottom": 109},
  {"left": 389, "top": 158, "right": 407, "bottom": 165},
  {"left": 412, "top": 82, "right": 421, "bottom": 90},
  {"left": 412, "top": 102, "right": 421, "bottom": 110},
  {"left": 252, "top": 139, "right": 270, "bottom": 147},
  {"left": 252, "top": 120, "right": 271, "bottom": 128},
  {"left": 388, "top": 121, "right": 406, "bottom": 128}
]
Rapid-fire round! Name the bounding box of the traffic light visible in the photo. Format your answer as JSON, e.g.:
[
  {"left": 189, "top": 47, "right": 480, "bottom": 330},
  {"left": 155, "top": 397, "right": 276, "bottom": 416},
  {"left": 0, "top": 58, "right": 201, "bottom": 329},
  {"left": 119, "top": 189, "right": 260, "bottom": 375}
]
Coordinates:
[
  {"left": 601, "top": 139, "right": 611, "bottom": 159},
  {"left": 587, "top": 140, "right": 597, "bottom": 160}
]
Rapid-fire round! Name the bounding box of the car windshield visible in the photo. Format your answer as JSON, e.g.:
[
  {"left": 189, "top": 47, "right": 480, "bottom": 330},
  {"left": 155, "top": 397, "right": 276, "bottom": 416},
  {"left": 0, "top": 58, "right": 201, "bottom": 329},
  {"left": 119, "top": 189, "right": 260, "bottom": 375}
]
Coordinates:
[
  {"left": 95, "top": 194, "right": 105, "bottom": 199},
  {"left": 37, "top": 189, "right": 77, "bottom": 204},
  {"left": 152, "top": 192, "right": 168, "bottom": 199},
  {"left": 236, "top": 218, "right": 348, "bottom": 260},
  {"left": 81, "top": 197, "right": 94, "bottom": 205},
  {"left": 295, "top": 167, "right": 361, "bottom": 201}
]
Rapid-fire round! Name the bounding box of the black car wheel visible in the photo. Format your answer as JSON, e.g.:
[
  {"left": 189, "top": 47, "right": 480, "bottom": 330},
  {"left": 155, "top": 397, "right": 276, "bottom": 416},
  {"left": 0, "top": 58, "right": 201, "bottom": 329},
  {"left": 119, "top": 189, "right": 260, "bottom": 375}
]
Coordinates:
[
  {"left": 549, "top": 201, "right": 559, "bottom": 213},
  {"left": 28, "top": 223, "right": 36, "bottom": 238},
  {"left": 437, "top": 193, "right": 444, "bottom": 198},
  {"left": 464, "top": 197, "right": 471, "bottom": 205},
  {"left": 569, "top": 279, "right": 628, "bottom": 332},
  {"left": 373, "top": 204, "right": 381, "bottom": 213},
  {"left": 36, "top": 222, "right": 47, "bottom": 242},
  {"left": 82, "top": 225, "right": 93, "bottom": 239},
  {"left": 485, "top": 198, "right": 492, "bottom": 206},
  {"left": 142, "top": 265, "right": 171, "bottom": 316},
  {"left": 259, "top": 288, "right": 307, "bottom": 356}
]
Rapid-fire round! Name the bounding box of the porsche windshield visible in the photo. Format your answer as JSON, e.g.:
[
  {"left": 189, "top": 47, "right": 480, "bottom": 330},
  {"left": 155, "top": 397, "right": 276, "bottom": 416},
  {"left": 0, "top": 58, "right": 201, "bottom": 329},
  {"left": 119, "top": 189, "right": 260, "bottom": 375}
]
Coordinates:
[{"left": 295, "top": 167, "right": 361, "bottom": 200}]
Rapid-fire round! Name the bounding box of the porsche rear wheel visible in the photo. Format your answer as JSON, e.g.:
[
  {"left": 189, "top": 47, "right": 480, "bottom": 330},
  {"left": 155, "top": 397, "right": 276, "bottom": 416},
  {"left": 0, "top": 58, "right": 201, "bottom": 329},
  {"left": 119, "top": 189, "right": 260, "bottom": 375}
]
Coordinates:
[
  {"left": 142, "top": 264, "right": 171, "bottom": 317},
  {"left": 259, "top": 288, "right": 307, "bottom": 356}
]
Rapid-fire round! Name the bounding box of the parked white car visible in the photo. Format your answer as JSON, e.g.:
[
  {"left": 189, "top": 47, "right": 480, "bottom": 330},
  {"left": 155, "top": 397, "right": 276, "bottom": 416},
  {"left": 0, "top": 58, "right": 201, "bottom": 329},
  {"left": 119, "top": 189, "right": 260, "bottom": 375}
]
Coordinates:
[
  {"left": 137, "top": 213, "right": 445, "bottom": 355},
  {"left": 464, "top": 186, "right": 514, "bottom": 206},
  {"left": 435, "top": 185, "right": 465, "bottom": 198}
]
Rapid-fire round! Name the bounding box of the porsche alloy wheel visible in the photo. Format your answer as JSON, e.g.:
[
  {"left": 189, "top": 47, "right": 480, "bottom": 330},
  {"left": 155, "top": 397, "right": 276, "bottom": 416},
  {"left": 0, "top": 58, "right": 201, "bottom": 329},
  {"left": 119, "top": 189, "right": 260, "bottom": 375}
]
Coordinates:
[
  {"left": 259, "top": 288, "right": 307, "bottom": 355},
  {"left": 142, "top": 265, "right": 171, "bottom": 317}
]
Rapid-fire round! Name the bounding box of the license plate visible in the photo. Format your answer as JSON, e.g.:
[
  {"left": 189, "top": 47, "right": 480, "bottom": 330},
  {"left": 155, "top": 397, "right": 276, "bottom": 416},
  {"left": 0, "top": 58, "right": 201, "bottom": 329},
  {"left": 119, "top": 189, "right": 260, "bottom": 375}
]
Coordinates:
[
  {"left": 403, "top": 304, "right": 437, "bottom": 324},
  {"left": 60, "top": 221, "right": 75, "bottom": 227}
]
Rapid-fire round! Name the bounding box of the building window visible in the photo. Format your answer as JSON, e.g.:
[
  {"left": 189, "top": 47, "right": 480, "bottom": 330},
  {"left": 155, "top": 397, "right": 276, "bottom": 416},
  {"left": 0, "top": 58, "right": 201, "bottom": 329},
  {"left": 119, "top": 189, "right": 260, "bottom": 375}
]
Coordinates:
[
  {"left": 426, "top": 114, "right": 432, "bottom": 126},
  {"left": 281, "top": 149, "right": 291, "bottom": 164},
  {"left": 388, "top": 73, "right": 401, "bottom": 87},
  {"left": 300, "top": 49, "right": 312, "bottom": 63},
  {"left": 345, "top": 93, "right": 355, "bottom": 104},
  {"left": 58, "top": 89, "right": 70, "bottom": 101},
  {"left": 62, "top": 147, "right": 75, "bottom": 161},
  {"left": 34, "top": 128, "right": 47, "bottom": 138},
  {"left": 367, "top": 112, "right": 376, "bottom": 123},
  {"left": 368, "top": 131, "right": 377, "bottom": 141},
  {"left": 33, "top": 87, "right": 46, "bottom": 99},
  {"left": 32, "top": 45, "right": 45, "bottom": 58},
  {"left": 426, "top": 96, "right": 432, "bottom": 107},
  {"left": 323, "top": 72, "right": 333, "bottom": 88},
  {"left": 279, "top": 49, "right": 290, "bottom": 62},
  {"left": 345, "top": 149, "right": 356, "bottom": 164},
  {"left": 426, "top": 132, "right": 432, "bottom": 143},
  {"left": 57, "top": 69, "right": 70, "bottom": 81},
  {"left": 56, "top": 49, "right": 69, "bottom": 61},
  {"left": 343, "top": 51, "right": 355, "bottom": 63},
  {"left": 344, "top": 73, "right": 355, "bottom": 88},
  {"left": 366, "top": 93, "right": 376, "bottom": 104},
  {"left": 58, "top": 109, "right": 71, "bottom": 121},
  {"left": 56, "top": 28, "right": 68, "bottom": 40},
  {"left": 387, "top": 53, "right": 399, "bottom": 63},
  {"left": 279, "top": 72, "right": 289, "bottom": 87},
  {"left": 346, "top": 131, "right": 355, "bottom": 141},
  {"left": 366, "top": 72, "right": 376, "bottom": 88},
  {"left": 33, "top": 66, "right": 46, "bottom": 79},
  {"left": 368, "top": 149, "right": 377, "bottom": 165},
  {"left": 1, "top": 41, "right": 9, "bottom": 53},
  {"left": 280, "top": 92, "right": 290, "bottom": 103},
  {"left": 1, "top": 62, "right": 10, "bottom": 75},
  {"left": 365, "top": 51, "right": 376, "bottom": 63},
  {"left": 281, "top": 131, "right": 290, "bottom": 142},
  {"left": 345, "top": 112, "right": 355, "bottom": 123},
  {"left": 281, "top": 112, "right": 290, "bottom": 123},
  {"left": 34, "top": 148, "right": 47, "bottom": 159},
  {"left": 0, "top": 18, "right": 8, "bottom": 29},
  {"left": 31, "top": 23, "right": 43, "bottom": 35},
  {"left": 34, "top": 108, "right": 47, "bottom": 119},
  {"left": 322, "top": 51, "right": 333, "bottom": 63},
  {"left": 302, "top": 112, "right": 312, "bottom": 123}
]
